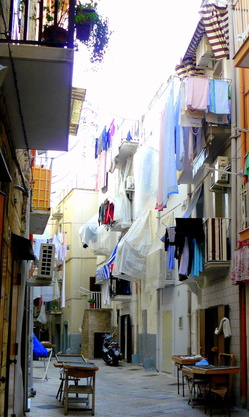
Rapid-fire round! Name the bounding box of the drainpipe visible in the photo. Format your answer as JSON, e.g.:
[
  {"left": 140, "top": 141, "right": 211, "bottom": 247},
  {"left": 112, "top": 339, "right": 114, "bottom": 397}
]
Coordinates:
[
  {"left": 228, "top": 0, "right": 247, "bottom": 407},
  {"left": 240, "top": 283, "right": 247, "bottom": 407},
  {"left": 187, "top": 288, "right": 192, "bottom": 355}
]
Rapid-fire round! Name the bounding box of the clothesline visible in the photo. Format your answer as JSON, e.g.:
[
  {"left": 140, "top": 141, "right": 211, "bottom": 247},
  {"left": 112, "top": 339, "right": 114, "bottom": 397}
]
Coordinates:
[{"left": 186, "top": 74, "right": 232, "bottom": 84}]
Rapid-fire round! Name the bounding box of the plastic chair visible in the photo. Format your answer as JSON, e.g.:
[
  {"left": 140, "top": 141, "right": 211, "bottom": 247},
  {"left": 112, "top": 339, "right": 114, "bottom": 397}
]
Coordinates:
[{"left": 205, "top": 353, "right": 235, "bottom": 417}]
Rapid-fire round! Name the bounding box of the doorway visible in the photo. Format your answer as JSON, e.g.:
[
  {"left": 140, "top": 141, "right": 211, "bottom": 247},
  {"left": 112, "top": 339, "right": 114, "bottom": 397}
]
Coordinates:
[
  {"left": 161, "top": 310, "right": 172, "bottom": 373},
  {"left": 63, "top": 322, "right": 68, "bottom": 353},
  {"left": 200, "top": 304, "right": 229, "bottom": 365},
  {"left": 120, "top": 315, "right": 132, "bottom": 363}
]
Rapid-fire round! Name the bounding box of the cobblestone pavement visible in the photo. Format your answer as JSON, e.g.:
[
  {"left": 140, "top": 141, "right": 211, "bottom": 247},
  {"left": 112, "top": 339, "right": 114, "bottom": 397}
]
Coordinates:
[{"left": 26, "top": 358, "right": 249, "bottom": 417}]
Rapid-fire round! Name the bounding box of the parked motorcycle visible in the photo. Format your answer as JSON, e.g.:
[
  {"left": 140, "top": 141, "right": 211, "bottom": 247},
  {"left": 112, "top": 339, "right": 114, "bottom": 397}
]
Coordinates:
[{"left": 102, "top": 332, "right": 121, "bottom": 366}]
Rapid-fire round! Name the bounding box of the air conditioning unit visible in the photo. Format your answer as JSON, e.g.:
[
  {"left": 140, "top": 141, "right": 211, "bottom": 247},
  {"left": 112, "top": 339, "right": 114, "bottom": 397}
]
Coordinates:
[
  {"left": 214, "top": 156, "right": 229, "bottom": 184},
  {"left": 27, "top": 244, "right": 55, "bottom": 286},
  {"left": 196, "top": 34, "right": 214, "bottom": 68},
  {"left": 37, "top": 243, "right": 55, "bottom": 279}
]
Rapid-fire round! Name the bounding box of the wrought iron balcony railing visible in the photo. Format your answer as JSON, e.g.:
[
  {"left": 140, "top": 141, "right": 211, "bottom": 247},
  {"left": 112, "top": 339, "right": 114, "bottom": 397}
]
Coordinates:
[{"left": 0, "top": 0, "right": 75, "bottom": 48}]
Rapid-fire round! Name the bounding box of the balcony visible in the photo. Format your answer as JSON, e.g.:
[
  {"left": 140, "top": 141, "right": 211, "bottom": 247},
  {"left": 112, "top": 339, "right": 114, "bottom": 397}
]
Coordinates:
[
  {"left": 178, "top": 117, "right": 231, "bottom": 185},
  {"left": 30, "top": 156, "right": 52, "bottom": 234},
  {"left": 201, "top": 217, "right": 231, "bottom": 279},
  {"left": 233, "top": 0, "right": 249, "bottom": 67},
  {"left": 110, "top": 277, "right": 132, "bottom": 301},
  {"left": 0, "top": 0, "right": 75, "bottom": 151}
]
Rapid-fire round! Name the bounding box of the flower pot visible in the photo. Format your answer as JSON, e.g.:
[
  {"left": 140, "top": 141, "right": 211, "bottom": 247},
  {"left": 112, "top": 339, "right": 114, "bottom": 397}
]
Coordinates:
[
  {"left": 76, "top": 23, "right": 93, "bottom": 41},
  {"left": 75, "top": 8, "right": 95, "bottom": 42},
  {"left": 89, "top": 302, "right": 95, "bottom": 308},
  {"left": 42, "top": 26, "right": 68, "bottom": 45}
]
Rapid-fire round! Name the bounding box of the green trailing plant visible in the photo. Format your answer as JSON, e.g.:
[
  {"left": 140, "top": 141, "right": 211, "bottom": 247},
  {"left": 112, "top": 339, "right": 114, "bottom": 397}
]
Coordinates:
[
  {"left": 75, "top": 1, "right": 111, "bottom": 63},
  {"left": 42, "top": 1, "right": 111, "bottom": 63}
]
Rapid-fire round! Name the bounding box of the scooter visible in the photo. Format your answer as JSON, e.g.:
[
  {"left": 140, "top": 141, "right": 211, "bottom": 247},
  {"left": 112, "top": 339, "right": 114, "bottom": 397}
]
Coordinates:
[{"left": 102, "top": 332, "right": 121, "bottom": 366}]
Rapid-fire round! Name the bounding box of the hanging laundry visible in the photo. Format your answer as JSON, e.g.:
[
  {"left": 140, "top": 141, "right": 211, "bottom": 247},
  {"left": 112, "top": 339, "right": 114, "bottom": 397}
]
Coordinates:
[
  {"left": 175, "top": 218, "right": 205, "bottom": 253},
  {"left": 174, "top": 88, "right": 184, "bottom": 171},
  {"left": 156, "top": 82, "right": 178, "bottom": 210},
  {"left": 231, "top": 243, "right": 249, "bottom": 283},
  {"left": 214, "top": 317, "right": 232, "bottom": 338},
  {"left": 175, "top": 218, "right": 204, "bottom": 281},
  {"left": 94, "top": 138, "right": 98, "bottom": 159},
  {"left": 205, "top": 112, "right": 229, "bottom": 125},
  {"left": 178, "top": 237, "right": 190, "bottom": 281},
  {"left": 164, "top": 227, "right": 176, "bottom": 271},
  {"left": 126, "top": 131, "right": 132, "bottom": 141},
  {"left": 96, "top": 150, "right": 107, "bottom": 191},
  {"left": 104, "top": 201, "right": 114, "bottom": 225},
  {"left": 190, "top": 239, "right": 203, "bottom": 277},
  {"left": 243, "top": 152, "right": 249, "bottom": 183},
  {"left": 102, "top": 126, "right": 108, "bottom": 151},
  {"left": 180, "top": 80, "right": 204, "bottom": 127},
  {"left": 209, "top": 79, "right": 230, "bottom": 114},
  {"left": 186, "top": 76, "right": 209, "bottom": 112}
]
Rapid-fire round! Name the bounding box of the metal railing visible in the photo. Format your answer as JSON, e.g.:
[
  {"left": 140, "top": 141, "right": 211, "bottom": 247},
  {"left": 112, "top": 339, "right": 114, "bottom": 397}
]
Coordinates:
[
  {"left": 90, "top": 291, "right": 102, "bottom": 309},
  {"left": 203, "top": 218, "right": 231, "bottom": 263},
  {"left": 0, "top": 0, "right": 75, "bottom": 48},
  {"left": 232, "top": 0, "right": 249, "bottom": 56}
]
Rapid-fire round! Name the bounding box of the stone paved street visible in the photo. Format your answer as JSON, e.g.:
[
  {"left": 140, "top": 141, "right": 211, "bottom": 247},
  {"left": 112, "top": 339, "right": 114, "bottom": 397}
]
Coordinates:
[{"left": 26, "top": 358, "right": 249, "bottom": 417}]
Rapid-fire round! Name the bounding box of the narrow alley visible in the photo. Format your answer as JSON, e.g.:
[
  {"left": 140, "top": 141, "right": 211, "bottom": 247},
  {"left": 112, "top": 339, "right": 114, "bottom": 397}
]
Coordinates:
[{"left": 27, "top": 358, "right": 249, "bottom": 417}]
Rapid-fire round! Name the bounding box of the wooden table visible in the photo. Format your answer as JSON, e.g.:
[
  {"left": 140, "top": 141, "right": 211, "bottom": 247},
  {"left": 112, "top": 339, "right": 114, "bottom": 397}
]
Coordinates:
[
  {"left": 62, "top": 362, "right": 99, "bottom": 416},
  {"left": 172, "top": 355, "right": 205, "bottom": 396},
  {"left": 182, "top": 365, "right": 239, "bottom": 412},
  {"left": 54, "top": 355, "right": 89, "bottom": 402}
]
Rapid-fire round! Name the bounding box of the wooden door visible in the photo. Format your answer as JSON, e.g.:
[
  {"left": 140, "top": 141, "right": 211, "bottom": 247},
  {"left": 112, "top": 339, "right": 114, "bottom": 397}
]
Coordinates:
[
  {"left": 161, "top": 310, "right": 172, "bottom": 373},
  {"left": 200, "top": 305, "right": 228, "bottom": 365}
]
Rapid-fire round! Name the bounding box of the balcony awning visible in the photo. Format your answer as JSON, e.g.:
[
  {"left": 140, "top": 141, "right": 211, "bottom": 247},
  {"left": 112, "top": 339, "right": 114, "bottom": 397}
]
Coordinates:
[
  {"left": 11, "top": 233, "right": 35, "bottom": 260},
  {"left": 175, "top": 3, "right": 229, "bottom": 77}
]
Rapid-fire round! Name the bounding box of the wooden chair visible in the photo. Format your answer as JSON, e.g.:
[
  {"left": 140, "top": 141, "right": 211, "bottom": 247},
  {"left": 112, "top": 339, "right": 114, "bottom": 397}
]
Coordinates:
[
  {"left": 64, "top": 364, "right": 99, "bottom": 416},
  {"left": 205, "top": 353, "right": 235, "bottom": 417}
]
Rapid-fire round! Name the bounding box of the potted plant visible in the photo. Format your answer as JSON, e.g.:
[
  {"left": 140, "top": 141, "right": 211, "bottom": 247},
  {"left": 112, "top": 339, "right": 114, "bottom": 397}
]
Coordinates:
[
  {"left": 42, "top": 1, "right": 111, "bottom": 62},
  {"left": 75, "top": 1, "right": 111, "bottom": 63},
  {"left": 87, "top": 298, "right": 96, "bottom": 308},
  {"left": 42, "top": 0, "right": 69, "bottom": 44}
]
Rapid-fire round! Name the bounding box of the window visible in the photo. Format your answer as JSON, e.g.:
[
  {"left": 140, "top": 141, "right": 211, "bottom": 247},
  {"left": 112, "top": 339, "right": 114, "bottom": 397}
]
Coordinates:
[
  {"left": 110, "top": 277, "right": 131, "bottom": 297},
  {"left": 241, "top": 182, "right": 249, "bottom": 230}
]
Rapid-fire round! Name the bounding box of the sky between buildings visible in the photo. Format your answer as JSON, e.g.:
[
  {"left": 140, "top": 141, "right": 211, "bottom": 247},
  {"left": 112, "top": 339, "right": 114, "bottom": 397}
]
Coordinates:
[
  {"left": 73, "top": 0, "right": 202, "bottom": 121},
  {"left": 50, "top": 0, "right": 203, "bottom": 207}
]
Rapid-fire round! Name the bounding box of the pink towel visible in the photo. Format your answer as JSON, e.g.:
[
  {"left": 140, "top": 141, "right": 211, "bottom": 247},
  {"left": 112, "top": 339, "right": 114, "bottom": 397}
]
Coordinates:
[{"left": 186, "top": 77, "right": 209, "bottom": 111}]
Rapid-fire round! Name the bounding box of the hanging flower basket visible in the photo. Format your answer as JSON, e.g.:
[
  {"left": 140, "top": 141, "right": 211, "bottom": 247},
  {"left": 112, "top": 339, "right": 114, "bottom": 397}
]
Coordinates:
[
  {"left": 76, "top": 22, "right": 93, "bottom": 41},
  {"left": 75, "top": 8, "right": 95, "bottom": 42}
]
